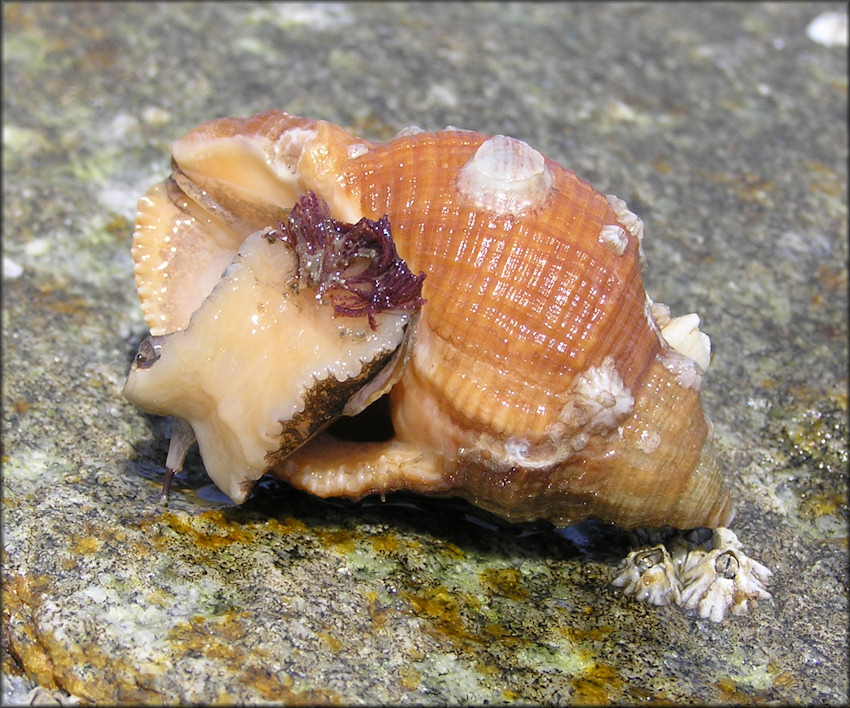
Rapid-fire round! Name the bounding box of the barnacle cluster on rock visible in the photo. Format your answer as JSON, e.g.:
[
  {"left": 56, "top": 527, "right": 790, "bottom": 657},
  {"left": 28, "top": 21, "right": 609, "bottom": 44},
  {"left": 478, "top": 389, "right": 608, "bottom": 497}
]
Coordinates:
[{"left": 613, "top": 527, "right": 772, "bottom": 621}]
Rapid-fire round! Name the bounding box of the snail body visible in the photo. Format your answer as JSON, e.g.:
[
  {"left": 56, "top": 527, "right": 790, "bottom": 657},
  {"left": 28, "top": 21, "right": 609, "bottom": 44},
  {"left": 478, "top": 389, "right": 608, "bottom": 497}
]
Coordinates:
[{"left": 124, "top": 110, "right": 733, "bottom": 530}]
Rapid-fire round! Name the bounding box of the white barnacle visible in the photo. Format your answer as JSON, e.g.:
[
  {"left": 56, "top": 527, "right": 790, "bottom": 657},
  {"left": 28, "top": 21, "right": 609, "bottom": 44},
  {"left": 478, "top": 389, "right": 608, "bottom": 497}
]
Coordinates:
[
  {"left": 613, "top": 544, "right": 683, "bottom": 606},
  {"left": 641, "top": 294, "right": 667, "bottom": 347},
  {"left": 612, "top": 527, "right": 772, "bottom": 622},
  {"left": 598, "top": 224, "right": 629, "bottom": 255},
  {"left": 605, "top": 193, "right": 646, "bottom": 267},
  {"left": 635, "top": 428, "right": 662, "bottom": 454},
  {"left": 659, "top": 350, "right": 705, "bottom": 391},
  {"left": 503, "top": 437, "right": 532, "bottom": 464},
  {"left": 647, "top": 300, "right": 712, "bottom": 384},
  {"left": 455, "top": 135, "right": 554, "bottom": 217},
  {"left": 558, "top": 356, "right": 635, "bottom": 437},
  {"left": 660, "top": 312, "right": 711, "bottom": 372},
  {"left": 393, "top": 125, "right": 425, "bottom": 139},
  {"left": 346, "top": 142, "right": 370, "bottom": 159},
  {"left": 679, "top": 528, "right": 773, "bottom": 622},
  {"left": 273, "top": 126, "right": 319, "bottom": 173},
  {"left": 648, "top": 300, "right": 671, "bottom": 328}
]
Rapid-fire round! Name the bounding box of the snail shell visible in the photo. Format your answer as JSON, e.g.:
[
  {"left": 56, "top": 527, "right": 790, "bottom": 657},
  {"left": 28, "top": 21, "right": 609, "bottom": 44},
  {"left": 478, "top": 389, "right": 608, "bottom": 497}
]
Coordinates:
[{"left": 124, "top": 110, "right": 733, "bottom": 529}]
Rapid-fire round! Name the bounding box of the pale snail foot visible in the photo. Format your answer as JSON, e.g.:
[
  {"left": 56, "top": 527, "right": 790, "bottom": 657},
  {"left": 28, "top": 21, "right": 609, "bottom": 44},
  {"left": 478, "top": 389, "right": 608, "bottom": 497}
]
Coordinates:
[
  {"left": 613, "top": 527, "right": 772, "bottom": 622},
  {"left": 271, "top": 433, "right": 450, "bottom": 500}
]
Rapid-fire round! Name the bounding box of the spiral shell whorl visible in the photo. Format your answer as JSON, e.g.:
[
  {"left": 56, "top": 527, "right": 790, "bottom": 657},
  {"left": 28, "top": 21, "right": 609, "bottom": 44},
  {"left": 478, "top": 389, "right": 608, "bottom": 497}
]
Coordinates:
[{"left": 343, "top": 131, "right": 661, "bottom": 442}]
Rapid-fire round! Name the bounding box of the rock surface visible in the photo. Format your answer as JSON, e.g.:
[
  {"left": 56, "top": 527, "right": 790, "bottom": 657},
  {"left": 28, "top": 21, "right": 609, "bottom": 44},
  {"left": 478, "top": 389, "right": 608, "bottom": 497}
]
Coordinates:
[{"left": 3, "top": 2, "right": 847, "bottom": 705}]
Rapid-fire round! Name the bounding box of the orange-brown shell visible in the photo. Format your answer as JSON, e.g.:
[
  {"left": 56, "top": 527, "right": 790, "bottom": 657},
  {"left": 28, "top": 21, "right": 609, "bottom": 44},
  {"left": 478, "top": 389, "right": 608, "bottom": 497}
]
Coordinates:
[{"left": 131, "top": 110, "right": 733, "bottom": 529}]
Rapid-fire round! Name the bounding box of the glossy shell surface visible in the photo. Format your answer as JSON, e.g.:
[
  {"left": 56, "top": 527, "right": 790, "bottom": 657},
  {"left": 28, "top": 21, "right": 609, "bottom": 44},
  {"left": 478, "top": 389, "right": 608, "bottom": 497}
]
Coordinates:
[{"left": 125, "top": 110, "right": 733, "bottom": 529}]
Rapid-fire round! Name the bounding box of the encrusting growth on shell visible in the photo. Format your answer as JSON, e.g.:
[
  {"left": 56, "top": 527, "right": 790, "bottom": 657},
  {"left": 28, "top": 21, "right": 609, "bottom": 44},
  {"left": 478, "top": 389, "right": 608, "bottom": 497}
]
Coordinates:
[
  {"left": 123, "top": 110, "right": 771, "bottom": 620},
  {"left": 265, "top": 190, "right": 425, "bottom": 329},
  {"left": 598, "top": 224, "right": 630, "bottom": 256},
  {"left": 455, "top": 134, "right": 554, "bottom": 216}
]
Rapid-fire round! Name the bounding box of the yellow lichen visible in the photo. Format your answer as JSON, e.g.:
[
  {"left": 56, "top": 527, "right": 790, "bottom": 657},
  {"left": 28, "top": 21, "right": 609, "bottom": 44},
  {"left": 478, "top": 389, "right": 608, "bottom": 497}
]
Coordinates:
[
  {"left": 370, "top": 533, "right": 399, "bottom": 552},
  {"left": 159, "top": 510, "right": 254, "bottom": 549},
  {"left": 3, "top": 573, "right": 162, "bottom": 703},
  {"left": 399, "top": 665, "right": 420, "bottom": 691},
  {"left": 571, "top": 662, "right": 623, "bottom": 705},
  {"left": 315, "top": 527, "right": 359, "bottom": 554},
  {"left": 318, "top": 630, "right": 343, "bottom": 653},
  {"left": 72, "top": 536, "right": 101, "bottom": 555},
  {"left": 402, "top": 587, "right": 483, "bottom": 646},
  {"left": 478, "top": 567, "right": 529, "bottom": 602}
]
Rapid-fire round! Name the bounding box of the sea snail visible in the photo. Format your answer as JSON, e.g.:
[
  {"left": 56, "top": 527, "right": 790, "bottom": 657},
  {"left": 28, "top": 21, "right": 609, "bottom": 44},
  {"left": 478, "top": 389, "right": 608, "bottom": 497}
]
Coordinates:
[{"left": 124, "top": 111, "right": 771, "bottom": 619}]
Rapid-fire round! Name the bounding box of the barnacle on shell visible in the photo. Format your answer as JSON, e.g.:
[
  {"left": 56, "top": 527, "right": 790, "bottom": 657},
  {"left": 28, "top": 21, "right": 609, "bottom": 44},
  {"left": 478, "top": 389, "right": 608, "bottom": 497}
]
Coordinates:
[{"left": 124, "top": 110, "right": 734, "bottom": 531}]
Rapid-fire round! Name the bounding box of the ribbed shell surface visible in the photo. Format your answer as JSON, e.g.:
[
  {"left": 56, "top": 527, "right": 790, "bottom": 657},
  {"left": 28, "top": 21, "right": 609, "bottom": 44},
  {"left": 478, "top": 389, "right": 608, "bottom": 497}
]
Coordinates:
[{"left": 340, "top": 132, "right": 661, "bottom": 440}]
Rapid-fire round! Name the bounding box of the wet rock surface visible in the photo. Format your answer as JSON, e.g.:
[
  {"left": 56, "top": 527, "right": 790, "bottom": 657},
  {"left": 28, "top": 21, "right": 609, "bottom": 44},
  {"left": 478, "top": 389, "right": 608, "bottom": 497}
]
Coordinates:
[{"left": 3, "top": 3, "right": 847, "bottom": 704}]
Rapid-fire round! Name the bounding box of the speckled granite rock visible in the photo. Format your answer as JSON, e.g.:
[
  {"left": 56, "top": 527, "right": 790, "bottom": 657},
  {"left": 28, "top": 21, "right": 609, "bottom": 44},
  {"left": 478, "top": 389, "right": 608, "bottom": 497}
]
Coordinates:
[{"left": 2, "top": 2, "right": 847, "bottom": 705}]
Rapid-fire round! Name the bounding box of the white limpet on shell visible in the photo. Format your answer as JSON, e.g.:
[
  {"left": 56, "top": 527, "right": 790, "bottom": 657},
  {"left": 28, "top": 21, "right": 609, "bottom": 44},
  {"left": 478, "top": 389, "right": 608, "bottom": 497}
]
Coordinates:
[{"left": 455, "top": 135, "right": 554, "bottom": 217}]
